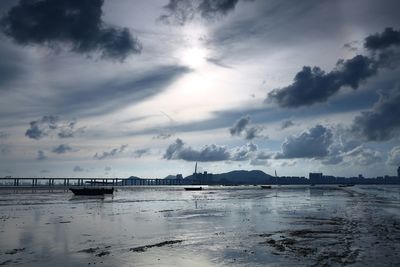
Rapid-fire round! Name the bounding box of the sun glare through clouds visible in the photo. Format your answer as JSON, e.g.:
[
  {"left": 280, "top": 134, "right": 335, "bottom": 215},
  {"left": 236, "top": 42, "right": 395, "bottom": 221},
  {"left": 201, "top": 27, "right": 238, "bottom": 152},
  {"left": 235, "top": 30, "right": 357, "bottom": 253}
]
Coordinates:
[{"left": 180, "top": 47, "right": 208, "bottom": 68}]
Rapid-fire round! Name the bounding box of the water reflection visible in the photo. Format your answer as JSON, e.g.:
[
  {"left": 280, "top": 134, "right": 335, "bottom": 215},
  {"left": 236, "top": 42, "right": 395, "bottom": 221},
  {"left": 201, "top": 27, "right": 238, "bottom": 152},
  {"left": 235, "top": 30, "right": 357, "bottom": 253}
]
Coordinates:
[{"left": 0, "top": 186, "right": 399, "bottom": 266}]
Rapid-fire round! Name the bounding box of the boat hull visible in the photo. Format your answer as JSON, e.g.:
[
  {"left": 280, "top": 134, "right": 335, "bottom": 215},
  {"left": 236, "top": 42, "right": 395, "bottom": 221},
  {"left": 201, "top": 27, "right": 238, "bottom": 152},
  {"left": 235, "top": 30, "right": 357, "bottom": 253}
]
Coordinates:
[
  {"left": 260, "top": 185, "right": 272, "bottom": 189},
  {"left": 184, "top": 187, "right": 203, "bottom": 191},
  {"left": 69, "top": 187, "right": 114, "bottom": 195}
]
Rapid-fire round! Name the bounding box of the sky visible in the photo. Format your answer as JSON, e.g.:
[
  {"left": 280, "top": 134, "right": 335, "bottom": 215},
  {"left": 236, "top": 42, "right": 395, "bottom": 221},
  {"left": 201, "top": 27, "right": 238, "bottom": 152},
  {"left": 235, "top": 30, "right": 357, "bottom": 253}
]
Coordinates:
[{"left": 0, "top": 0, "right": 400, "bottom": 179}]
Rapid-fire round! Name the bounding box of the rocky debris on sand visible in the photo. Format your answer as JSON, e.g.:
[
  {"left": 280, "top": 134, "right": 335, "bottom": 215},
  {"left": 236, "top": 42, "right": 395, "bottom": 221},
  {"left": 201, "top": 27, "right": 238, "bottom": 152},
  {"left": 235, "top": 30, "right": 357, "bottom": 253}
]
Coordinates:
[
  {"left": 78, "top": 246, "right": 110, "bottom": 257},
  {"left": 78, "top": 247, "right": 100, "bottom": 254},
  {"left": 130, "top": 240, "right": 183, "bottom": 253},
  {"left": 258, "top": 216, "right": 359, "bottom": 265},
  {"left": 0, "top": 260, "right": 12, "bottom": 266},
  {"left": 96, "top": 251, "right": 110, "bottom": 257},
  {"left": 5, "top": 248, "right": 25, "bottom": 255}
]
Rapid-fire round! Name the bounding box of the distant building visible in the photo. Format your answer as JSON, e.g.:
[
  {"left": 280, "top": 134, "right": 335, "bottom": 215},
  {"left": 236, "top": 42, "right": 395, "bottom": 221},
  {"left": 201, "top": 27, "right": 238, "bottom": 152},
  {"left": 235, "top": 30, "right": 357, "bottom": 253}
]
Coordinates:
[
  {"left": 176, "top": 174, "right": 183, "bottom": 180},
  {"left": 193, "top": 171, "right": 213, "bottom": 185},
  {"left": 309, "top": 172, "right": 323, "bottom": 184},
  {"left": 398, "top": 166, "right": 400, "bottom": 178}
]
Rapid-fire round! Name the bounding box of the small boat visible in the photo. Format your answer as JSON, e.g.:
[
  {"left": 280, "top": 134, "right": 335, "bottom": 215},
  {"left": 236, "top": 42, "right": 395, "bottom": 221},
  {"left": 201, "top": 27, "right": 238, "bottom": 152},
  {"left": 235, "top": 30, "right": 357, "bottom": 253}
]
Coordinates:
[
  {"left": 184, "top": 187, "right": 203, "bottom": 191},
  {"left": 260, "top": 185, "right": 272, "bottom": 189},
  {"left": 338, "top": 184, "right": 355, "bottom": 188},
  {"left": 69, "top": 187, "right": 114, "bottom": 195}
]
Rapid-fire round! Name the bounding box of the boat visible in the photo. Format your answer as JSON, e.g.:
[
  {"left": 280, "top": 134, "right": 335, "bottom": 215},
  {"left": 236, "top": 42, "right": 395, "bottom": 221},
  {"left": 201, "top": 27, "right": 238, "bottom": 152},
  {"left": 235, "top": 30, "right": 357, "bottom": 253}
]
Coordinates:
[
  {"left": 69, "top": 187, "right": 114, "bottom": 195},
  {"left": 184, "top": 187, "right": 203, "bottom": 191},
  {"left": 260, "top": 185, "right": 272, "bottom": 189},
  {"left": 338, "top": 184, "right": 355, "bottom": 188}
]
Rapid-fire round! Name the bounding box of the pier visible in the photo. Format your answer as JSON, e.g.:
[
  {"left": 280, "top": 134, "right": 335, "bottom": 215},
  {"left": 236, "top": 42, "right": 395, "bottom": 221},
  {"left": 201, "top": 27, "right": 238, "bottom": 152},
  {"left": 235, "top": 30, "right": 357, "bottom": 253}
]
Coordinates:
[{"left": 0, "top": 177, "right": 191, "bottom": 188}]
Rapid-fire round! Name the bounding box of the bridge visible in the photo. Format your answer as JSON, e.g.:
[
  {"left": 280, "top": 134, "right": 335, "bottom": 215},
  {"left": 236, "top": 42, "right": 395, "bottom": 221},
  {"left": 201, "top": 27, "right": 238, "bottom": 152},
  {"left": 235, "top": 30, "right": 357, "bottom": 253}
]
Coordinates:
[{"left": 0, "top": 177, "right": 196, "bottom": 188}]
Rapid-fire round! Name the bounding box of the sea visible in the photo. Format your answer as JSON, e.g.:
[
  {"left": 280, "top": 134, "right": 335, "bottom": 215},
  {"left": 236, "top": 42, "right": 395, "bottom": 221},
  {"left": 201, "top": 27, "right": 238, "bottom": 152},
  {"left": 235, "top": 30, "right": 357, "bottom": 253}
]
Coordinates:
[{"left": 1, "top": 185, "right": 399, "bottom": 266}]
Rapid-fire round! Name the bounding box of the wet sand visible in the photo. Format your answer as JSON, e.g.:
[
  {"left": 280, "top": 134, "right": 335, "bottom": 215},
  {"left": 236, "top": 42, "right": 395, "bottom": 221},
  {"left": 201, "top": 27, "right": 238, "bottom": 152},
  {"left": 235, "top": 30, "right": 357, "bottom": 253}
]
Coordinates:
[{"left": 0, "top": 185, "right": 399, "bottom": 266}]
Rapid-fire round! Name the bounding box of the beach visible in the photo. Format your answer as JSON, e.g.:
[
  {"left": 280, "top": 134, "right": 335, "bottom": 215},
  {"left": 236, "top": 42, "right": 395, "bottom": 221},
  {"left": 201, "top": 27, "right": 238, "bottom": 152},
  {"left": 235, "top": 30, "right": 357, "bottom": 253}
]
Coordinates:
[{"left": 1, "top": 185, "right": 399, "bottom": 266}]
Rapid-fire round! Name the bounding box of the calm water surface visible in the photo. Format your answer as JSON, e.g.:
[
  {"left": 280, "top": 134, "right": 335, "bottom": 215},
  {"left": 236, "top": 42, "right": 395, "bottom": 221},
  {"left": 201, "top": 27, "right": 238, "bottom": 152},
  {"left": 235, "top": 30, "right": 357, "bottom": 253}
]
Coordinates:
[{"left": 1, "top": 185, "right": 399, "bottom": 266}]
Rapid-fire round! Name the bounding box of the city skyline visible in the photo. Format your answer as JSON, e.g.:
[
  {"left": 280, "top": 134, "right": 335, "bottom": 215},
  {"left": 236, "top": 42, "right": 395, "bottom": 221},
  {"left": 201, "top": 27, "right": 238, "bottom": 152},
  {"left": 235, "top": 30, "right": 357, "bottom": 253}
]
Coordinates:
[{"left": 0, "top": 0, "right": 400, "bottom": 178}]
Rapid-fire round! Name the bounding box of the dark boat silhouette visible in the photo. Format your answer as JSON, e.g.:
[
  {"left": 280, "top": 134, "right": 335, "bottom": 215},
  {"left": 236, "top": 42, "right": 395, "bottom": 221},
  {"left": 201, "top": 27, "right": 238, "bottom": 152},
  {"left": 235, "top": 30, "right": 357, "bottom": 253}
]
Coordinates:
[
  {"left": 338, "top": 184, "right": 355, "bottom": 188},
  {"left": 184, "top": 187, "right": 202, "bottom": 191},
  {"left": 69, "top": 187, "right": 114, "bottom": 195},
  {"left": 260, "top": 185, "right": 272, "bottom": 189}
]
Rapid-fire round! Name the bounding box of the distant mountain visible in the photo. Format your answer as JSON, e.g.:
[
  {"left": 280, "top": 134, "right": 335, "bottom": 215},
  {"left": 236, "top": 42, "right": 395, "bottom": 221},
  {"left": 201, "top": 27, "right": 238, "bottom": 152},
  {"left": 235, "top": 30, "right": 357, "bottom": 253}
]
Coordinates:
[
  {"left": 163, "top": 175, "right": 177, "bottom": 180},
  {"left": 185, "top": 170, "right": 274, "bottom": 185},
  {"left": 126, "top": 170, "right": 274, "bottom": 184},
  {"left": 128, "top": 175, "right": 142, "bottom": 180}
]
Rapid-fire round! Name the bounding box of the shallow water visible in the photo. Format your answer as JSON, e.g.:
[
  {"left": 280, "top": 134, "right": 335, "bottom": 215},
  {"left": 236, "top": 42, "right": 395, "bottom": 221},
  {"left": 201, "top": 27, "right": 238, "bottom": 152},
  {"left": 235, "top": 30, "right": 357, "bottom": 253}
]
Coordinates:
[{"left": 0, "top": 185, "right": 399, "bottom": 266}]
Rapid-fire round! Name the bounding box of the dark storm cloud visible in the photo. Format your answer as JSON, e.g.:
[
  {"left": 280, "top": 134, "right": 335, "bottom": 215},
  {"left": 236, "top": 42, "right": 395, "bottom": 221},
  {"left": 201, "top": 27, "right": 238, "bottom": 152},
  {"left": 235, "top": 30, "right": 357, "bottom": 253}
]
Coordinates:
[
  {"left": 229, "top": 115, "right": 263, "bottom": 140},
  {"left": 229, "top": 115, "right": 250, "bottom": 135},
  {"left": 94, "top": 144, "right": 128, "bottom": 160},
  {"left": 52, "top": 144, "right": 72, "bottom": 154},
  {"left": 352, "top": 87, "right": 400, "bottom": 141},
  {"left": 343, "top": 41, "right": 359, "bottom": 52},
  {"left": 250, "top": 150, "right": 272, "bottom": 166},
  {"left": 153, "top": 131, "right": 173, "bottom": 140},
  {"left": 58, "top": 120, "right": 85, "bottom": 138},
  {"left": 163, "top": 139, "right": 263, "bottom": 162},
  {"left": 163, "top": 138, "right": 230, "bottom": 162},
  {"left": 1, "top": 0, "right": 141, "bottom": 61},
  {"left": 53, "top": 65, "right": 191, "bottom": 117},
  {"left": 198, "top": 0, "right": 239, "bottom": 18},
  {"left": 364, "top": 27, "right": 400, "bottom": 51},
  {"left": 133, "top": 148, "right": 149, "bottom": 158},
  {"left": 25, "top": 115, "right": 58, "bottom": 140},
  {"left": 129, "top": 86, "right": 380, "bottom": 137},
  {"left": 276, "top": 125, "right": 333, "bottom": 159},
  {"left": 267, "top": 28, "right": 400, "bottom": 108},
  {"left": 280, "top": 120, "right": 295, "bottom": 130},
  {"left": 230, "top": 142, "right": 257, "bottom": 161},
  {"left": 159, "top": 0, "right": 242, "bottom": 25},
  {"left": 25, "top": 116, "right": 82, "bottom": 140},
  {"left": 36, "top": 150, "right": 47, "bottom": 160},
  {"left": 267, "top": 55, "right": 377, "bottom": 108}
]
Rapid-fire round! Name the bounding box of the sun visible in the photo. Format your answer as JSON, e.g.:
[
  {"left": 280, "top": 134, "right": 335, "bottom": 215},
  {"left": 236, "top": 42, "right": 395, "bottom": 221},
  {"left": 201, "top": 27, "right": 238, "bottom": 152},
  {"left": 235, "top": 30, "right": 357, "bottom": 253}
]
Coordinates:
[{"left": 180, "top": 47, "right": 208, "bottom": 68}]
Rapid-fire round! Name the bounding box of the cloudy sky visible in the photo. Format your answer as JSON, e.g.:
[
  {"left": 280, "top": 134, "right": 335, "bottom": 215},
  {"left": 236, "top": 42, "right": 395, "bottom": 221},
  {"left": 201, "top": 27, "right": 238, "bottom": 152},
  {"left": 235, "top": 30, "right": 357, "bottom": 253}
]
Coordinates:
[{"left": 0, "top": 0, "right": 400, "bottom": 178}]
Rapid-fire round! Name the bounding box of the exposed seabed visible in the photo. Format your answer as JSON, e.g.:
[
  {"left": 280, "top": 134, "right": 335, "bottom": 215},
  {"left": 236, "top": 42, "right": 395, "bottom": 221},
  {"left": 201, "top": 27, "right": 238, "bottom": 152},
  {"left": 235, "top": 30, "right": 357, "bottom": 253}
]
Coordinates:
[{"left": 0, "top": 185, "right": 399, "bottom": 266}]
